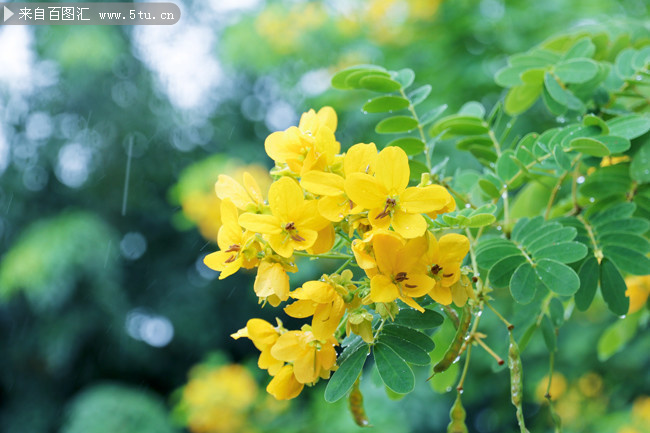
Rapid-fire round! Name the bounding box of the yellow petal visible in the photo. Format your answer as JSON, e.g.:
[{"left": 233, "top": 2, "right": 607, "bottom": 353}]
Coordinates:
[
  {"left": 451, "top": 282, "right": 469, "bottom": 307},
  {"left": 439, "top": 234, "right": 470, "bottom": 263},
  {"left": 215, "top": 175, "right": 251, "bottom": 210},
  {"left": 264, "top": 128, "right": 302, "bottom": 163},
  {"left": 400, "top": 185, "right": 452, "bottom": 213},
  {"left": 293, "top": 280, "right": 336, "bottom": 303},
  {"left": 300, "top": 171, "right": 345, "bottom": 196},
  {"left": 313, "top": 297, "right": 345, "bottom": 341},
  {"left": 368, "top": 207, "right": 392, "bottom": 230},
  {"left": 298, "top": 109, "right": 318, "bottom": 132},
  {"left": 239, "top": 213, "right": 281, "bottom": 234},
  {"left": 218, "top": 256, "right": 243, "bottom": 280},
  {"left": 243, "top": 172, "right": 264, "bottom": 205},
  {"left": 395, "top": 234, "right": 428, "bottom": 272},
  {"left": 271, "top": 331, "right": 307, "bottom": 362},
  {"left": 376, "top": 146, "right": 409, "bottom": 194},
  {"left": 203, "top": 250, "right": 230, "bottom": 272},
  {"left": 399, "top": 295, "right": 425, "bottom": 312},
  {"left": 254, "top": 261, "right": 290, "bottom": 302},
  {"left": 429, "top": 284, "right": 453, "bottom": 305},
  {"left": 344, "top": 142, "right": 377, "bottom": 176},
  {"left": 296, "top": 200, "right": 330, "bottom": 231},
  {"left": 284, "top": 299, "right": 317, "bottom": 318},
  {"left": 344, "top": 173, "right": 387, "bottom": 210},
  {"left": 391, "top": 210, "right": 427, "bottom": 239},
  {"left": 370, "top": 274, "right": 400, "bottom": 303},
  {"left": 267, "top": 365, "right": 304, "bottom": 400},
  {"left": 352, "top": 239, "right": 376, "bottom": 270},
  {"left": 269, "top": 177, "right": 304, "bottom": 222},
  {"left": 259, "top": 347, "right": 284, "bottom": 376},
  {"left": 372, "top": 233, "right": 404, "bottom": 275},
  {"left": 309, "top": 224, "right": 335, "bottom": 254},
  {"left": 401, "top": 273, "right": 434, "bottom": 297},
  {"left": 316, "top": 342, "right": 338, "bottom": 377},
  {"left": 293, "top": 346, "right": 318, "bottom": 384},
  {"left": 317, "top": 106, "right": 338, "bottom": 132},
  {"left": 314, "top": 126, "right": 339, "bottom": 162},
  {"left": 317, "top": 195, "right": 349, "bottom": 222},
  {"left": 219, "top": 198, "right": 239, "bottom": 228},
  {"left": 245, "top": 318, "right": 279, "bottom": 350}
]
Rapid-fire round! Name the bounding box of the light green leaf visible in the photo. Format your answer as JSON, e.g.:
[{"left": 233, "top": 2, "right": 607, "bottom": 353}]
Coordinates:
[
  {"left": 359, "top": 75, "right": 402, "bottom": 92},
  {"left": 554, "top": 59, "right": 599, "bottom": 83},
  {"left": 394, "top": 68, "right": 415, "bottom": 88},
  {"left": 504, "top": 83, "right": 542, "bottom": 115},
  {"left": 408, "top": 160, "right": 429, "bottom": 181},
  {"left": 553, "top": 144, "right": 573, "bottom": 170},
  {"left": 495, "top": 65, "right": 529, "bottom": 87},
  {"left": 429, "top": 114, "right": 487, "bottom": 137},
  {"left": 599, "top": 258, "right": 629, "bottom": 316},
  {"left": 570, "top": 137, "right": 610, "bottom": 157},
  {"left": 420, "top": 105, "right": 449, "bottom": 126},
  {"left": 477, "top": 243, "right": 522, "bottom": 269},
  {"left": 324, "top": 344, "right": 368, "bottom": 402},
  {"left": 496, "top": 150, "right": 520, "bottom": 183},
  {"left": 599, "top": 136, "right": 630, "bottom": 154},
  {"left": 606, "top": 114, "right": 650, "bottom": 140},
  {"left": 563, "top": 37, "right": 596, "bottom": 60},
  {"left": 408, "top": 85, "right": 432, "bottom": 106},
  {"left": 387, "top": 137, "right": 425, "bottom": 155},
  {"left": 459, "top": 101, "right": 486, "bottom": 118},
  {"left": 375, "top": 116, "right": 418, "bottom": 134},
  {"left": 544, "top": 72, "right": 569, "bottom": 106},
  {"left": 374, "top": 343, "right": 415, "bottom": 394},
  {"left": 535, "top": 259, "right": 580, "bottom": 295},
  {"left": 363, "top": 96, "right": 410, "bottom": 113},
  {"left": 466, "top": 213, "right": 496, "bottom": 228},
  {"left": 597, "top": 316, "right": 638, "bottom": 361},
  {"left": 583, "top": 114, "right": 609, "bottom": 135},
  {"left": 331, "top": 65, "right": 388, "bottom": 89}
]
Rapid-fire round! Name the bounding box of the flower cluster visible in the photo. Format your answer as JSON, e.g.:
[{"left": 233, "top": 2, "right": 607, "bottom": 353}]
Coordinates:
[{"left": 204, "top": 107, "right": 471, "bottom": 399}]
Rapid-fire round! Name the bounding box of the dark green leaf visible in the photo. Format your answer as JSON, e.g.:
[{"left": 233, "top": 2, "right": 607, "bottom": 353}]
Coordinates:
[
  {"left": 408, "top": 160, "right": 429, "bottom": 181},
  {"left": 549, "top": 298, "right": 565, "bottom": 327},
  {"left": 373, "top": 343, "right": 415, "bottom": 394},
  {"left": 381, "top": 325, "right": 435, "bottom": 352},
  {"left": 554, "top": 59, "right": 599, "bottom": 83},
  {"left": 603, "top": 245, "right": 650, "bottom": 275},
  {"left": 489, "top": 255, "right": 527, "bottom": 288},
  {"left": 375, "top": 116, "right": 418, "bottom": 134},
  {"left": 363, "top": 96, "right": 410, "bottom": 113},
  {"left": 378, "top": 335, "right": 431, "bottom": 365},
  {"left": 535, "top": 259, "right": 580, "bottom": 295},
  {"left": 599, "top": 258, "right": 629, "bottom": 316},
  {"left": 387, "top": 137, "right": 425, "bottom": 155},
  {"left": 533, "top": 242, "right": 588, "bottom": 264},
  {"left": 324, "top": 344, "right": 368, "bottom": 402},
  {"left": 477, "top": 243, "right": 522, "bottom": 269},
  {"left": 596, "top": 218, "right": 649, "bottom": 235},
  {"left": 359, "top": 75, "right": 402, "bottom": 92},
  {"left": 510, "top": 262, "right": 544, "bottom": 304},
  {"left": 527, "top": 227, "right": 577, "bottom": 253},
  {"left": 394, "top": 309, "right": 444, "bottom": 329},
  {"left": 575, "top": 256, "right": 599, "bottom": 311},
  {"left": 590, "top": 202, "right": 636, "bottom": 226},
  {"left": 408, "top": 85, "right": 432, "bottom": 106},
  {"left": 599, "top": 233, "right": 650, "bottom": 254},
  {"left": 541, "top": 315, "right": 557, "bottom": 352}
]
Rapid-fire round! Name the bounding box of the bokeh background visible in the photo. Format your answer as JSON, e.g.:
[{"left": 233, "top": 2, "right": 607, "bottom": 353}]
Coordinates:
[{"left": 1, "top": 0, "right": 649, "bottom": 432}]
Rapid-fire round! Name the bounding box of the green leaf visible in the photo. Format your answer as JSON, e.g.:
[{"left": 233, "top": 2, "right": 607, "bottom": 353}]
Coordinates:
[
  {"left": 512, "top": 216, "right": 542, "bottom": 243},
  {"left": 331, "top": 65, "right": 388, "bottom": 89},
  {"left": 345, "top": 71, "right": 391, "bottom": 89},
  {"left": 420, "top": 105, "right": 449, "bottom": 126},
  {"left": 408, "top": 160, "right": 429, "bottom": 181},
  {"left": 394, "top": 309, "right": 444, "bottom": 329},
  {"left": 615, "top": 48, "right": 636, "bottom": 79},
  {"left": 599, "top": 136, "right": 630, "bottom": 154},
  {"left": 429, "top": 114, "right": 487, "bottom": 138},
  {"left": 527, "top": 227, "right": 577, "bottom": 253},
  {"left": 375, "top": 116, "right": 419, "bottom": 134},
  {"left": 535, "top": 259, "right": 580, "bottom": 295},
  {"left": 378, "top": 335, "right": 431, "bottom": 365},
  {"left": 324, "top": 344, "right": 368, "bottom": 402},
  {"left": 504, "top": 83, "right": 542, "bottom": 115},
  {"left": 466, "top": 213, "right": 496, "bottom": 228},
  {"left": 373, "top": 343, "right": 415, "bottom": 394},
  {"left": 630, "top": 140, "right": 650, "bottom": 184},
  {"left": 381, "top": 324, "right": 435, "bottom": 352},
  {"left": 583, "top": 114, "right": 609, "bottom": 135},
  {"left": 387, "top": 137, "right": 424, "bottom": 156},
  {"left": 599, "top": 258, "right": 629, "bottom": 316},
  {"left": 394, "top": 68, "right": 415, "bottom": 88},
  {"left": 570, "top": 137, "right": 610, "bottom": 157},
  {"left": 544, "top": 72, "right": 569, "bottom": 105},
  {"left": 408, "top": 85, "right": 432, "bottom": 106},
  {"left": 606, "top": 115, "right": 650, "bottom": 140},
  {"left": 599, "top": 233, "right": 650, "bottom": 254},
  {"left": 590, "top": 202, "right": 636, "bottom": 226},
  {"left": 495, "top": 64, "right": 529, "bottom": 87},
  {"left": 532, "top": 242, "right": 588, "bottom": 264},
  {"left": 580, "top": 164, "right": 632, "bottom": 199},
  {"left": 496, "top": 150, "right": 520, "bottom": 183},
  {"left": 541, "top": 315, "right": 557, "bottom": 352},
  {"left": 542, "top": 85, "right": 568, "bottom": 116},
  {"left": 554, "top": 59, "right": 599, "bottom": 83},
  {"left": 363, "top": 96, "right": 410, "bottom": 113},
  {"left": 489, "top": 255, "right": 527, "bottom": 288},
  {"left": 510, "top": 262, "right": 544, "bottom": 304},
  {"left": 521, "top": 68, "right": 546, "bottom": 85},
  {"left": 597, "top": 316, "right": 638, "bottom": 361},
  {"left": 575, "top": 256, "right": 599, "bottom": 311},
  {"left": 477, "top": 243, "right": 522, "bottom": 269},
  {"left": 603, "top": 245, "right": 650, "bottom": 275},
  {"left": 563, "top": 37, "right": 596, "bottom": 60},
  {"left": 359, "top": 75, "right": 402, "bottom": 92},
  {"left": 549, "top": 298, "right": 565, "bottom": 327},
  {"left": 459, "top": 101, "right": 486, "bottom": 118},
  {"left": 596, "top": 217, "right": 649, "bottom": 235},
  {"left": 553, "top": 144, "right": 573, "bottom": 170}
]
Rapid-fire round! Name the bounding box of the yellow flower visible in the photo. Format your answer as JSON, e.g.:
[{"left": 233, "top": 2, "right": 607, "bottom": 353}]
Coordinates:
[
  {"left": 203, "top": 199, "right": 260, "bottom": 279},
  {"left": 420, "top": 232, "right": 471, "bottom": 306},
  {"left": 270, "top": 328, "right": 337, "bottom": 384},
  {"left": 239, "top": 177, "right": 329, "bottom": 258},
  {"left": 300, "top": 142, "right": 378, "bottom": 222},
  {"left": 215, "top": 172, "right": 266, "bottom": 213},
  {"left": 368, "top": 232, "right": 434, "bottom": 311},
  {"left": 264, "top": 107, "right": 340, "bottom": 175},
  {"left": 625, "top": 275, "right": 650, "bottom": 314},
  {"left": 344, "top": 146, "right": 453, "bottom": 238},
  {"left": 284, "top": 280, "right": 346, "bottom": 340},
  {"left": 266, "top": 364, "right": 304, "bottom": 400},
  {"left": 231, "top": 318, "right": 285, "bottom": 376},
  {"left": 253, "top": 259, "right": 295, "bottom": 307}
]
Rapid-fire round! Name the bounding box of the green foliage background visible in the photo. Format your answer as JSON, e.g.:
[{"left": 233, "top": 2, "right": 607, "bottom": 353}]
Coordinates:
[{"left": 0, "top": 1, "right": 648, "bottom": 432}]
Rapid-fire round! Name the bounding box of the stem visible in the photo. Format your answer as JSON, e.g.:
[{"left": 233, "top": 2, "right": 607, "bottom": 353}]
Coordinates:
[
  {"left": 544, "top": 170, "right": 569, "bottom": 220},
  {"left": 401, "top": 88, "right": 432, "bottom": 171},
  {"left": 576, "top": 215, "right": 603, "bottom": 262},
  {"left": 293, "top": 251, "right": 353, "bottom": 260},
  {"left": 485, "top": 300, "right": 514, "bottom": 330},
  {"left": 456, "top": 341, "right": 473, "bottom": 391},
  {"left": 474, "top": 334, "right": 505, "bottom": 366},
  {"left": 545, "top": 352, "right": 555, "bottom": 399},
  {"left": 333, "top": 258, "right": 353, "bottom": 275}
]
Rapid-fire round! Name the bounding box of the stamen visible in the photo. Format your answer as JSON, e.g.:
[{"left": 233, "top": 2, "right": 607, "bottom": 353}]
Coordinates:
[
  {"left": 285, "top": 222, "right": 296, "bottom": 231},
  {"left": 291, "top": 234, "right": 306, "bottom": 242},
  {"left": 225, "top": 244, "right": 241, "bottom": 253},
  {"left": 430, "top": 264, "right": 442, "bottom": 274},
  {"left": 225, "top": 255, "right": 236, "bottom": 263},
  {"left": 443, "top": 273, "right": 453, "bottom": 278},
  {"left": 349, "top": 200, "right": 355, "bottom": 210},
  {"left": 395, "top": 272, "right": 408, "bottom": 282},
  {"left": 405, "top": 284, "right": 417, "bottom": 288},
  {"left": 374, "top": 198, "right": 397, "bottom": 220}
]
